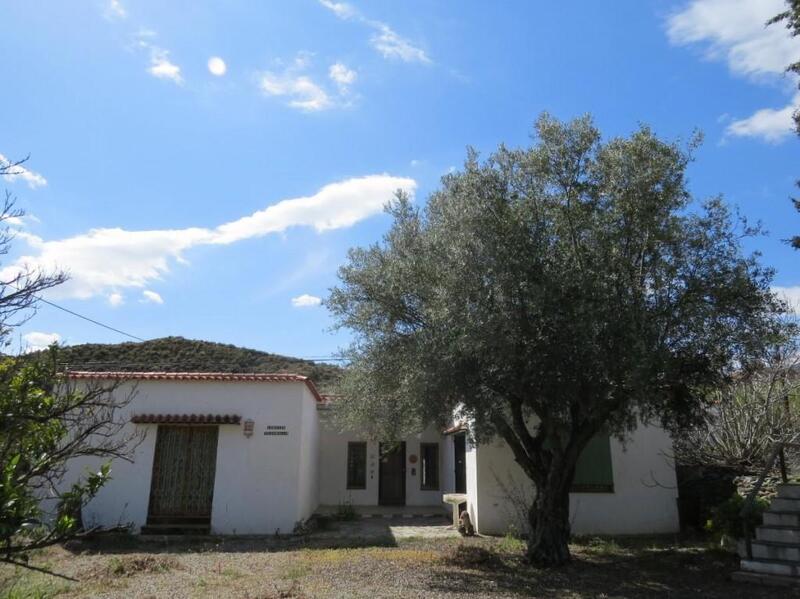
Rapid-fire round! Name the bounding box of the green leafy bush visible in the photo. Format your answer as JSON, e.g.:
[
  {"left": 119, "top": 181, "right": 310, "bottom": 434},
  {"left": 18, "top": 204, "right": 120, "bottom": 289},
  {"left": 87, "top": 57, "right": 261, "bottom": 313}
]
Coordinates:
[
  {"left": 704, "top": 492, "right": 768, "bottom": 540},
  {"left": 334, "top": 501, "right": 358, "bottom": 521}
]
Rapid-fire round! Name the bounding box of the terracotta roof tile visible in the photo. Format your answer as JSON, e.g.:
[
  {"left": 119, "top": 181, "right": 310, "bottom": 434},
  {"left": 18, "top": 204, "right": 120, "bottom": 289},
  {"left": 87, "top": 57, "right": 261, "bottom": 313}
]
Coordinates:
[
  {"left": 66, "top": 371, "right": 323, "bottom": 403},
  {"left": 131, "top": 413, "right": 241, "bottom": 425}
]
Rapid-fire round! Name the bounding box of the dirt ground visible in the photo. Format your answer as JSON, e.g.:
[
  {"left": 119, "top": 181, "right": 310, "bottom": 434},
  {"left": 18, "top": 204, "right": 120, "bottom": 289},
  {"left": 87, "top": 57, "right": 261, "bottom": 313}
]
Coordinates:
[{"left": 1, "top": 518, "right": 797, "bottom": 599}]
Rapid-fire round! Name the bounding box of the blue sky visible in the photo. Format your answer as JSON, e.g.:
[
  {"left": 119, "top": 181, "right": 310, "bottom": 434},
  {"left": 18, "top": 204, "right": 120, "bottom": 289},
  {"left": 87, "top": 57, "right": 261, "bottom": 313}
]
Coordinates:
[{"left": 1, "top": 0, "right": 798, "bottom": 360}]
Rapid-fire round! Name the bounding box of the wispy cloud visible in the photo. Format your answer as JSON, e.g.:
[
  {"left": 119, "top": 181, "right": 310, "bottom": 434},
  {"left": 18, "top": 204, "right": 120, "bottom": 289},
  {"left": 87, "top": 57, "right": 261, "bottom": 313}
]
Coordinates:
[
  {"left": 318, "top": 0, "right": 358, "bottom": 20},
  {"left": 260, "top": 72, "right": 331, "bottom": 111},
  {"left": 318, "top": 1, "right": 431, "bottom": 64},
  {"left": 259, "top": 53, "right": 356, "bottom": 111},
  {"left": 0, "top": 154, "right": 47, "bottom": 189},
  {"left": 22, "top": 331, "right": 61, "bottom": 352},
  {"left": 3, "top": 175, "right": 416, "bottom": 301},
  {"left": 329, "top": 62, "right": 357, "bottom": 92},
  {"left": 104, "top": 0, "right": 127, "bottom": 21},
  {"left": 667, "top": 0, "right": 800, "bottom": 143},
  {"left": 141, "top": 289, "right": 164, "bottom": 304},
  {"left": 291, "top": 294, "right": 322, "bottom": 308},
  {"left": 133, "top": 30, "right": 183, "bottom": 85},
  {"left": 370, "top": 23, "right": 431, "bottom": 64}
]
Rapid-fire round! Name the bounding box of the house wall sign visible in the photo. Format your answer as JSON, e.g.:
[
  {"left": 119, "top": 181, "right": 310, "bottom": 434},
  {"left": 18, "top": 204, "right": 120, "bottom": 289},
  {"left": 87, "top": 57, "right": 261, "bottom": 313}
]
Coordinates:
[{"left": 264, "top": 425, "right": 288, "bottom": 436}]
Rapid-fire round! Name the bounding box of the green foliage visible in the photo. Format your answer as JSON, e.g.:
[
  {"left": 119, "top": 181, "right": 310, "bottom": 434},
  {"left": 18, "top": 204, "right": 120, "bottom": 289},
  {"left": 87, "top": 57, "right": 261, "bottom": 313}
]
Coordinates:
[
  {"left": 328, "top": 114, "right": 786, "bottom": 564},
  {"left": 0, "top": 348, "right": 133, "bottom": 565},
  {"left": 35, "top": 336, "right": 341, "bottom": 391},
  {"left": 334, "top": 501, "right": 358, "bottom": 521},
  {"left": 704, "top": 493, "right": 769, "bottom": 541},
  {"left": 498, "top": 531, "right": 526, "bottom": 553}
]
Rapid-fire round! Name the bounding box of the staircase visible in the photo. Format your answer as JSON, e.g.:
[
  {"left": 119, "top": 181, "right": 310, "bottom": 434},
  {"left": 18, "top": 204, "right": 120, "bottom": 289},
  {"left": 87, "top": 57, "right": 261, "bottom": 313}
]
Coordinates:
[{"left": 733, "top": 448, "right": 800, "bottom": 587}]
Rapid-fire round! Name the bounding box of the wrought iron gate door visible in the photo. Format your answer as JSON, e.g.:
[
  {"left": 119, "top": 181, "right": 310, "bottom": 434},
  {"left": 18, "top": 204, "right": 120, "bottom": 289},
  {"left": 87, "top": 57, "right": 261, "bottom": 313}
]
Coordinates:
[{"left": 147, "top": 426, "right": 219, "bottom": 522}]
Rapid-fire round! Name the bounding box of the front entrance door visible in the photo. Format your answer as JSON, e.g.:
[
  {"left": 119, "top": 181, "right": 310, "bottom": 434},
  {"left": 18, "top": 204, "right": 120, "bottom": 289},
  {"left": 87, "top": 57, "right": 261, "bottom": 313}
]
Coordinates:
[
  {"left": 147, "top": 426, "right": 219, "bottom": 524},
  {"left": 454, "top": 434, "right": 466, "bottom": 494},
  {"left": 378, "top": 442, "right": 406, "bottom": 505}
]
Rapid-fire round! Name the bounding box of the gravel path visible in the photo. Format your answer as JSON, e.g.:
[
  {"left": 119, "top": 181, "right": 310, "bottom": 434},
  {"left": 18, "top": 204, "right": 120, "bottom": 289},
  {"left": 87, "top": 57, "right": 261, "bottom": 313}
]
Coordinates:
[{"left": 2, "top": 528, "right": 799, "bottom": 598}]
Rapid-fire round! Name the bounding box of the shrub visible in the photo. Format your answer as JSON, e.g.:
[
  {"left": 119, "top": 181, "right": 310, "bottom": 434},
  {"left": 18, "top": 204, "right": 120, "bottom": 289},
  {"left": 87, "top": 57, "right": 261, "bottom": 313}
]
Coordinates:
[
  {"left": 704, "top": 492, "right": 769, "bottom": 541},
  {"left": 334, "top": 501, "right": 358, "bottom": 521}
]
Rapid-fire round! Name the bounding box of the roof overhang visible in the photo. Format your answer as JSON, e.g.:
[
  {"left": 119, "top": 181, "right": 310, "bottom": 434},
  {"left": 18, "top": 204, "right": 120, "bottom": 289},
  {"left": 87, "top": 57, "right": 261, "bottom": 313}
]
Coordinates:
[{"left": 66, "top": 371, "right": 324, "bottom": 403}]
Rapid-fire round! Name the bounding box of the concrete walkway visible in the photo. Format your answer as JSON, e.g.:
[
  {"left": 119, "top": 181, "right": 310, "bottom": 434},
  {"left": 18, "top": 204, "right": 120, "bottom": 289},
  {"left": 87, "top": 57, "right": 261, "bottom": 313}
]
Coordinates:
[
  {"left": 313, "top": 514, "right": 460, "bottom": 542},
  {"left": 315, "top": 504, "right": 448, "bottom": 519}
]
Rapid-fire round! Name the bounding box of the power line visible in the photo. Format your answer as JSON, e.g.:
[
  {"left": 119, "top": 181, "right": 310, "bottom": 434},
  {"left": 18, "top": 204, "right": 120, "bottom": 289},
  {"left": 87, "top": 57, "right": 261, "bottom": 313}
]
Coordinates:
[{"left": 35, "top": 295, "right": 145, "bottom": 342}]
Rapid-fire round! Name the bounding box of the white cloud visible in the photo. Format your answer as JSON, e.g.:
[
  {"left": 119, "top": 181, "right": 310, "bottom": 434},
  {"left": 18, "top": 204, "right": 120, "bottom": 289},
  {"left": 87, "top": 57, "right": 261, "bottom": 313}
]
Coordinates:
[
  {"left": 667, "top": 0, "right": 800, "bottom": 143},
  {"left": 291, "top": 294, "right": 322, "bottom": 308},
  {"left": 208, "top": 56, "right": 227, "bottom": 76},
  {"left": 318, "top": 0, "right": 358, "bottom": 20},
  {"left": 22, "top": 331, "right": 61, "bottom": 353},
  {"left": 259, "top": 53, "right": 358, "bottom": 111},
  {"left": 148, "top": 48, "right": 183, "bottom": 84},
  {"left": 108, "top": 292, "right": 124, "bottom": 307},
  {"left": 726, "top": 93, "right": 800, "bottom": 142},
  {"left": 104, "top": 0, "right": 127, "bottom": 20},
  {"left": 2, "top": 175, "right": 416, "bottom": 301},
  {"left": 773, "top": 286, "right": 800, "bottom": 314},
  {"left": 329, "top": 62, "right": 357, "bottom": 90},
  {"left": 141, "top": 289, "right": 164, "bottom": 304},
  {"left": 260, "top": 71, "right": 331, "bottom": 111},
  {"left": 318, "top": 0, "right": 431, "bottom": 64},
  {"left": 370, "top": 24, "right": 431, "bottom": 64},
  {"left": 0, "top": 154, "right": 47, "bottom": 189},
  {"left": 134, "top": 30, "right": 183, "bottom": 85}
]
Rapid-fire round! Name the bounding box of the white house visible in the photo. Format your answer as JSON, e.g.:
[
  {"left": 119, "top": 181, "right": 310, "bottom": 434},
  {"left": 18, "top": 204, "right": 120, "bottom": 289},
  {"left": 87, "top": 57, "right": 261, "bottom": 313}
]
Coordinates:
[{"left": 63, "top": 372, "right": 680, "bottom": 537}]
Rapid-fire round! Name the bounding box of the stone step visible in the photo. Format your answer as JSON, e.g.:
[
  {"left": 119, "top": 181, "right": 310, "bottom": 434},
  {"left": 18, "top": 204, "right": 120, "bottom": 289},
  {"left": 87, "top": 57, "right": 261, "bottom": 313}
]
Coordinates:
[
  {"left": 757, "top": 526, "right": 800, "bottom": 544},
  {"left": 732, "top": 570, "right": 800, "bottom": 587},
  {"left": 778, "top": 484, "right": 800, "bottom": 500},
  {"left": 770, "top": 497, "right": 800, "bottom": 513},
  {"left": 763, "top": 511, "right": 800, "bottom": 527},
  {"left": 140, "top": 524, "right": 210, "bottom": 535},
  {"left": 748, "top": 540, "right": 800, "bottom": 562},
  {"left": 741, "top": 558, "right": 800, "bottom": 577}
]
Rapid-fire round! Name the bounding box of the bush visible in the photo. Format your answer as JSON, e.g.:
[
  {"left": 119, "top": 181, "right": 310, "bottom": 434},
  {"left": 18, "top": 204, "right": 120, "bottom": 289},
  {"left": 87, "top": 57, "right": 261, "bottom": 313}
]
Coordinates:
[
  {"left": 334, "top": 501, "right": 358, "bottom": 521},
  {"left": 704, "top": 492, "right": 769, "bottom": 541}
]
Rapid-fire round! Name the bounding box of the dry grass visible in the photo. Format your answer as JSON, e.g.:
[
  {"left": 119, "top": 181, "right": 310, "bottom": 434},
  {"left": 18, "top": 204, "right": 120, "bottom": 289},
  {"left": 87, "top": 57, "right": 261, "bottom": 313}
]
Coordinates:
[{"left": 1, "top": 533, "right": 798, "bottom": 598}]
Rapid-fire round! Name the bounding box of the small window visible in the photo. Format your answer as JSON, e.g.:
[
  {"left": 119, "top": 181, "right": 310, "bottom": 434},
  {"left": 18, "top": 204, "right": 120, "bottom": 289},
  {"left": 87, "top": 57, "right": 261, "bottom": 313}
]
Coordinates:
[
  {"left": 346, "top": 442, "right": 367, "bottom": 489},
  {"left": 420, "top": 443, "right": 439, "bottom": 490},
  {"left": 571, "top": 434, "right": 614, "bottom": 493}
]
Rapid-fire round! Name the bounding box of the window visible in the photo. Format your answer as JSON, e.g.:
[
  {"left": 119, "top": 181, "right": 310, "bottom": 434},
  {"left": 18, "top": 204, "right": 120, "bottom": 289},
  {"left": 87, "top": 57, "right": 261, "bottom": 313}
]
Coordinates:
[
  {"left": 420, "top": 443, "right": 439, "bottom": 490},
  {"left": 571, "top": 434, "right": 614, "bottom": 493},
  {"left": 346, "top": 442, "right": 367, "bottom": 489}
]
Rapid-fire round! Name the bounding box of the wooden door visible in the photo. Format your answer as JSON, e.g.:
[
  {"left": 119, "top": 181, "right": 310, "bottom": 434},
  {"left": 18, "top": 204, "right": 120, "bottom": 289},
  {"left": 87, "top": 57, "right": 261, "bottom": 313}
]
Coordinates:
[
  {"left": 147, "top": 426, "right": 219, "bottom": 523},
  {"left": 379, "top": 442, "right": 406, "bottom": 505},
  {"left": 454, "top": 434, "right": 466, "bottom": 494}
]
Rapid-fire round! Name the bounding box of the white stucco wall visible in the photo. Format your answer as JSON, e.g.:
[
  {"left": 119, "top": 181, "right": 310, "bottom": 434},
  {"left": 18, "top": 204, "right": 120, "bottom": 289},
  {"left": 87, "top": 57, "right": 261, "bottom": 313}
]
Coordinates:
[
  {"left": 467, "top": 422, "right": 679, "bottom": 536},
  {"left": 296, "top": 385, "right": 320, "bottom": 523},
  {"left": 317, "top": 411, "right": 451, "bottom": 507},
  {"left": 64, "top": 379, "right": 317, "bottom": 535}
]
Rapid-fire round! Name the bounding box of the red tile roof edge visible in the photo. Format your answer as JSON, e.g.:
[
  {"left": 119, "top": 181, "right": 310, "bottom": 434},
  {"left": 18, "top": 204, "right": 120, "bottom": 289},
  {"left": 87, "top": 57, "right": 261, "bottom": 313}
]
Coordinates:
[
  {"left": 131, "top": 413, "right": 241, "bottom": 425},
  {"left": 66, "top": 371, "right": 324, "bottom": 403}
]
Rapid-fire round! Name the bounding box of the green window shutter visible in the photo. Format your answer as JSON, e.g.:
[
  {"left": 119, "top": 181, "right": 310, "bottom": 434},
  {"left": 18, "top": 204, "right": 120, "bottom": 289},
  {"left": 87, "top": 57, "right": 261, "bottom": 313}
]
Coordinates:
[{"left": 571, "top": 434, "right": 614, "bottom": 493}]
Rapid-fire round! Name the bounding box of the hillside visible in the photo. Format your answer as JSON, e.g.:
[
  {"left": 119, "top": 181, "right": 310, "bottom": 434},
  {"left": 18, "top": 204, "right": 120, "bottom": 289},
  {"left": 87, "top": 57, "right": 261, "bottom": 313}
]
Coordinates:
[{"left": 48, "top": 336, "right": 342, "bottom": 391}]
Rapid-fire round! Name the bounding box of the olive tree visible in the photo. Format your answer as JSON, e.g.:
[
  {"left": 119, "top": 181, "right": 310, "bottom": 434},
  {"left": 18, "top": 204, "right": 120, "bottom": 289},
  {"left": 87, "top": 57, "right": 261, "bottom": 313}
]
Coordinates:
[{"left": 327, "top": 114, "right": 785, "bottom": 565}]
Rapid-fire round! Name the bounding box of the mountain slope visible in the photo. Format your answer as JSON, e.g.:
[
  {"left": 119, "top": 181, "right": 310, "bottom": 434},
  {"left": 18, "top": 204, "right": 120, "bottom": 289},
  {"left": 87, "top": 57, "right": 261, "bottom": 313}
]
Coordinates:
[{"left": 49, "top": 336, "right": 341, "bottom": 391}]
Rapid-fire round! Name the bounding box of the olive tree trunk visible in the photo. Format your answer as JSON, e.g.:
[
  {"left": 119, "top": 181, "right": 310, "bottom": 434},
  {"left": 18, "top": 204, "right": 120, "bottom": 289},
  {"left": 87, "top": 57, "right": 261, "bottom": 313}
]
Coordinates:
[{"left": 526, "top": 469, "right": 573, "bottom": 566}]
